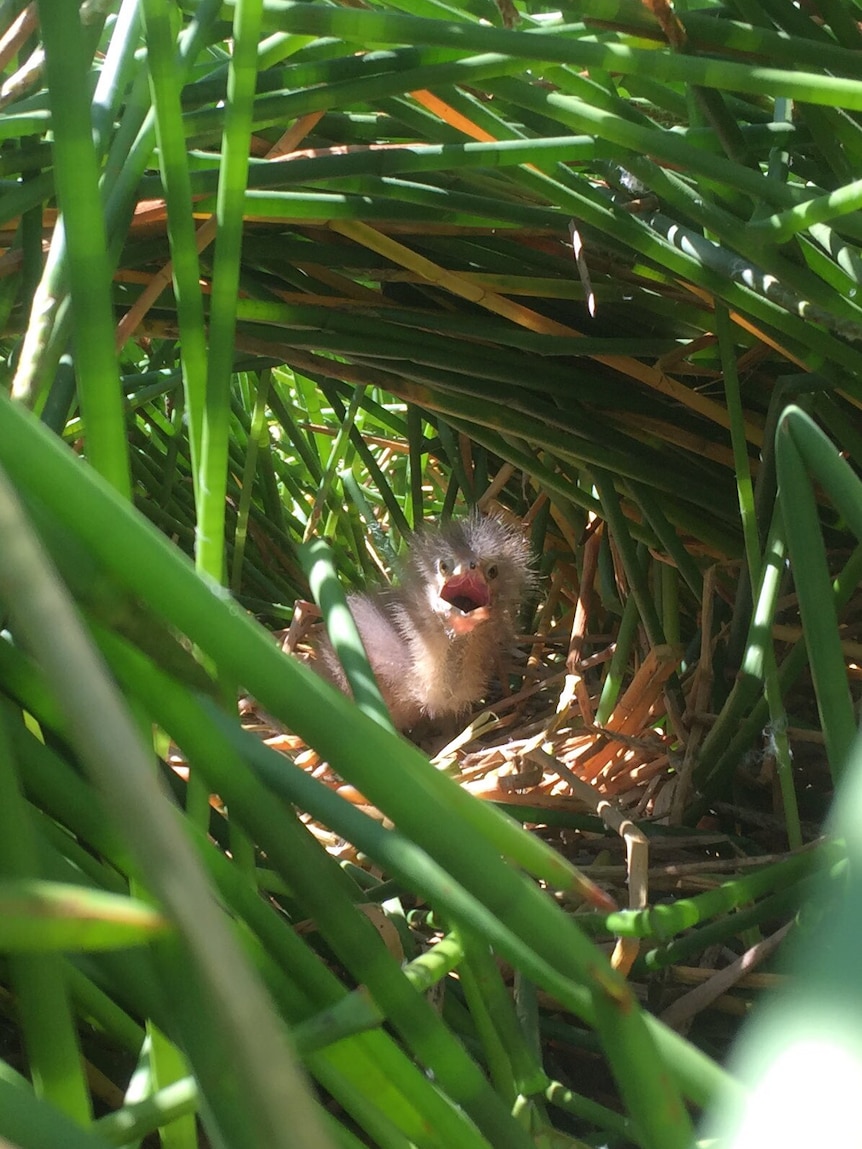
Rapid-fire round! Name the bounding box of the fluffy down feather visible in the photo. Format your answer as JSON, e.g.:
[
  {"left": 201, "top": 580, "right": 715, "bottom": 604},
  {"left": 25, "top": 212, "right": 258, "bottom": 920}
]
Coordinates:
[{"left": 311, "top": 513, "right": 533, "bottom": 732}]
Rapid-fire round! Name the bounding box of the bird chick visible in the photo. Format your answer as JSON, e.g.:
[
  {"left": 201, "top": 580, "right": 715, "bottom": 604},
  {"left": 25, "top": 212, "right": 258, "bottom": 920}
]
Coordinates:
[{"left": 311, "top": 513, "right": 532, "bottom": 733}]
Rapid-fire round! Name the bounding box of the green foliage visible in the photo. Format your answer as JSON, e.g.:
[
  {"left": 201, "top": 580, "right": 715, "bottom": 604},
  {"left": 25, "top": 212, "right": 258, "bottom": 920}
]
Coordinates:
[{"left": 1, "top": 0, "right": 862, "bottom": 1146}]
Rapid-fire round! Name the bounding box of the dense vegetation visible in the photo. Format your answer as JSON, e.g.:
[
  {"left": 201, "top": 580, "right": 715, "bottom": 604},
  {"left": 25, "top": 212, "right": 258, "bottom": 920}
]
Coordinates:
[{"left": 1, "top": 0, "right": 862, "bottom": 1146}]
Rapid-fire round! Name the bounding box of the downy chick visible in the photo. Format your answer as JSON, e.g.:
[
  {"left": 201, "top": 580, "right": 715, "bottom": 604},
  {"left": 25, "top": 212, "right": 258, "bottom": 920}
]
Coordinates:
[{"left": 311, "top": 513, "right": 532, "bottom": 733}]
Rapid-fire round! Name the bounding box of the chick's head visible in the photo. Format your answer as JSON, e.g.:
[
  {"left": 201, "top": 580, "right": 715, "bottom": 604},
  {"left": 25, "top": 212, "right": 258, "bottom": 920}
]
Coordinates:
[{"left": 399, "top": 512, "right": 533, "bottom": 637}]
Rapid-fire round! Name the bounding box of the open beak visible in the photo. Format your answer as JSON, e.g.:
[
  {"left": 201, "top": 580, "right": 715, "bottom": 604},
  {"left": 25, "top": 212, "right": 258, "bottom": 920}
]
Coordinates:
[{"left": 439, "top": 569, "right": 491, "bottom": 634}]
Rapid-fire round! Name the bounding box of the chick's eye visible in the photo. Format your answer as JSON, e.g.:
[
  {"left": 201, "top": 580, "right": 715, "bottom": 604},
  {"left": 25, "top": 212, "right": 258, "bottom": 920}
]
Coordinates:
[
  {"left": 469, "top": 560, "right": 478, "bottom": 570},
  {"left": 438, "top": 559, "right": 451, "bottom": 576},
  {"left": 487, "top": 564, "right": 498, "bottom": 580}
]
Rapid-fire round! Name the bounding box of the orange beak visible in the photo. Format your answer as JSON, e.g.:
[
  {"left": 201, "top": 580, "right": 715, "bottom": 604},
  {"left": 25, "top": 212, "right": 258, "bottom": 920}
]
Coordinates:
[{"left": 439, "top": 570, "right": 491, "bottom": 634}]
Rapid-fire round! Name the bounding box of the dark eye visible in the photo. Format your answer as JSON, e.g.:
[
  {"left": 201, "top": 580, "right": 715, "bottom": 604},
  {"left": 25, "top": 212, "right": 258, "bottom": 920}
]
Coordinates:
[
  {"left": 438, "top": 559, "right": 450, "bottom": 576},
  {"left": 469, "top": 560, "right": 478, "bottom": 570},
  {"left": 487, "top": 564, "right": 498, "bottom": 580}
]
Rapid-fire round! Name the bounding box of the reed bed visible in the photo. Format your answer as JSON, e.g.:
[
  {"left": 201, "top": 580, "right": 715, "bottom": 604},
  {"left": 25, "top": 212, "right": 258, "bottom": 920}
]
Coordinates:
[{"left": 1, "top": 0, "right": 861, "bottom": 1146}]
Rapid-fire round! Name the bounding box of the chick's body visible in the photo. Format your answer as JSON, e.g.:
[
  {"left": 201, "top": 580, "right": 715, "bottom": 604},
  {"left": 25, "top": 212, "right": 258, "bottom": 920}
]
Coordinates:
[{"left": 314, "top": 514, "right": 531, "bottom": 732}]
